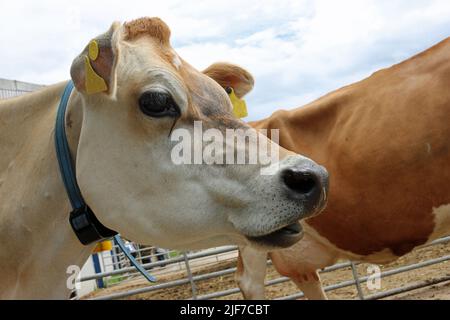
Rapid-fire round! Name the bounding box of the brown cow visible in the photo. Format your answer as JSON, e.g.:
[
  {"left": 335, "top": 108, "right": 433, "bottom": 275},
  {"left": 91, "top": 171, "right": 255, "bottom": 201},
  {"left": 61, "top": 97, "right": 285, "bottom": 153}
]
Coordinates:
[{"left": 204, "top": 37, "right": 450, "bottom": 299}]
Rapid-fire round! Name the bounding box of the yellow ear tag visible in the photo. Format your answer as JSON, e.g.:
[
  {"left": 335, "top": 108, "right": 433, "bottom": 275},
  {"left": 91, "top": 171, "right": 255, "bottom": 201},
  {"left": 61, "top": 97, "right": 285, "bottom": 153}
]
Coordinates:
[
  {"left": 228, "top": 88, "right": 248, "bottom": 119},
  {"left": 88, "top": 40, "right": 100, "bottom": 61},
  {"left": 84, "top": 40, "right": 108, "bottom": 95}
]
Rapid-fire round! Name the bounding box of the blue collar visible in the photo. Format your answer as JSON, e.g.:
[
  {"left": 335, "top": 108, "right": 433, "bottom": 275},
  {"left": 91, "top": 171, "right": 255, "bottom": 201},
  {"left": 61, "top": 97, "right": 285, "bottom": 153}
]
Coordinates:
[{"left": 55, "top": 81, "right": 156, "bottom": 283}]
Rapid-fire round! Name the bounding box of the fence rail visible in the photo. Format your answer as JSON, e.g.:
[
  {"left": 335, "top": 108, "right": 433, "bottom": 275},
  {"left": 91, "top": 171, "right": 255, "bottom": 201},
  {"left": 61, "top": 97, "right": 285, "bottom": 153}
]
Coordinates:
[{"left": 84, "top": 235, "right": 450, "bottom": 300}]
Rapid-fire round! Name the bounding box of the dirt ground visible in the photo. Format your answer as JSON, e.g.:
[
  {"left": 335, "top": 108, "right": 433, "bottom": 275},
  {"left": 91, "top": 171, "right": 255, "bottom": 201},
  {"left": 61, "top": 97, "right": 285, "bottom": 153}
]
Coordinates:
[{"left": 83, "top": 242, "right": 450, "bottom": 300}]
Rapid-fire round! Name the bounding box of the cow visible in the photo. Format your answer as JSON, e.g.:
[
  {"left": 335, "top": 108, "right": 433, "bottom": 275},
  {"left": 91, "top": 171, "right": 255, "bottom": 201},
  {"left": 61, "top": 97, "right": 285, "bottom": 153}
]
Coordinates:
[
  {"left": 0, "top": 17, "right": 329, "bottom": 299},
  {"left": 204, "top": 37, "right": 450, "bottom": 299}
]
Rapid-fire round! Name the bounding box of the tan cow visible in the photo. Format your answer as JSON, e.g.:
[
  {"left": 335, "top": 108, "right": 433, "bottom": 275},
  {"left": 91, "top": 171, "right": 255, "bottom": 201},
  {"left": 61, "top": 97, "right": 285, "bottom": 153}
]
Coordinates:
[
  {"left": 0, "top": 18, "right": 329, "bottom": 299},
  {"left": 205, "top": 37, "right": 450, "bottom": 299}
]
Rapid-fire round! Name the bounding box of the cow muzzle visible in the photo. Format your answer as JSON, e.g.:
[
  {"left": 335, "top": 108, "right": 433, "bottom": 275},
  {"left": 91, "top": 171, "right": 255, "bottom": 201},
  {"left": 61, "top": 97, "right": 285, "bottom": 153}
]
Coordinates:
[{"left": 245, "top": 157, "right": 329, "bottom": 249}]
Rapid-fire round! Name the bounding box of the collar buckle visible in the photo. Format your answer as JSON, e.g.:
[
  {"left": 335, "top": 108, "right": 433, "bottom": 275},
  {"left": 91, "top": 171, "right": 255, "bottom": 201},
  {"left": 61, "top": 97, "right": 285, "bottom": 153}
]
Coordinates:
[{"left": 69, "top": 206, "right": 117, "bottom": 245}]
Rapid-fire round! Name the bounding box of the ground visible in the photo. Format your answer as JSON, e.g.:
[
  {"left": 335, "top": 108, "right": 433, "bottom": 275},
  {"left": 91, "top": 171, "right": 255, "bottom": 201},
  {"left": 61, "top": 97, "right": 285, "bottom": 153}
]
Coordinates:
[{"left": 83, "top": 242, "right": 450, "bottom": 300}]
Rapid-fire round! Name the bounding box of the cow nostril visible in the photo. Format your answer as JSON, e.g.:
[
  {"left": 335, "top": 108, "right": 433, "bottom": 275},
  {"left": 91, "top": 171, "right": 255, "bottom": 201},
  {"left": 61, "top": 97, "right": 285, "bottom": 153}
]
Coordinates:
[{"left": 281, "top": 168, "right": 318, "bottom": 195}]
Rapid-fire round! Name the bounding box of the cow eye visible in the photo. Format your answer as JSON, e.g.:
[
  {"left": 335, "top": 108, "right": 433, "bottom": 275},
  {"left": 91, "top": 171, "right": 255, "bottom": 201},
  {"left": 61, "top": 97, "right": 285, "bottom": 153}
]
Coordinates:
[{"left": 139, "top": 91, "right": 180, "bottom": 118}]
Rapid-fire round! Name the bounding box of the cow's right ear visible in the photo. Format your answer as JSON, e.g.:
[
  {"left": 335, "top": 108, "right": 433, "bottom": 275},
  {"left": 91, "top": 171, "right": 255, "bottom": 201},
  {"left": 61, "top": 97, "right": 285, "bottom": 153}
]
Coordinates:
[
  {"left": 203, "top": 62, "right": 255, "bottom": 98},
  {"left": 70, "top": 22, "right": 120, "bottom": 95}
]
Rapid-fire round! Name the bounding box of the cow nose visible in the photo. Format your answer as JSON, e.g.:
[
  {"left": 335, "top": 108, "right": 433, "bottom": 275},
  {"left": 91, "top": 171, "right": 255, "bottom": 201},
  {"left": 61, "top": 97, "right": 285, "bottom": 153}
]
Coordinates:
[
  {"left": 280, "top": 165, "right": 328, "bottom": 211},
  {"left": 282, "top": 168, "right": 318, "bottom": 195}
]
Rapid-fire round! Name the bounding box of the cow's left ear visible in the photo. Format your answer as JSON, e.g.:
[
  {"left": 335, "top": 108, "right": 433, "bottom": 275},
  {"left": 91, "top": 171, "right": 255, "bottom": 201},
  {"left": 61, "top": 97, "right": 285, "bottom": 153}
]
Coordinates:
[
  {"left": 70, "top": 22, "right": 120, "bottom": 95},
  {"left": 203, "top": 62, "right": 255, "bottom": 98}
]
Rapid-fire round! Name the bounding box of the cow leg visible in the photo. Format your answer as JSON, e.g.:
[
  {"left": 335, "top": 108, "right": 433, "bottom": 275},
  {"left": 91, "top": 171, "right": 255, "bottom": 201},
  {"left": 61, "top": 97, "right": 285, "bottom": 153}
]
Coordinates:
[
  {"left": 236, "top": 246, "right": 268, "bottom": 300},
  {"left": 290, "top": 271, "right": 327, "bottom": 300},
  {"left": 269, "top": 230, "right": 340, "bottom": 300}
]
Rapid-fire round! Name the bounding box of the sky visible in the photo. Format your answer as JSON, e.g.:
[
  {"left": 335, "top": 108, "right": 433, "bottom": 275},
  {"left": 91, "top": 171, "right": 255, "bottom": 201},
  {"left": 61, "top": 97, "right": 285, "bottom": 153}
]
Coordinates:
[{"left": 0, "top": 0, "right": 449, "bottom": 120}]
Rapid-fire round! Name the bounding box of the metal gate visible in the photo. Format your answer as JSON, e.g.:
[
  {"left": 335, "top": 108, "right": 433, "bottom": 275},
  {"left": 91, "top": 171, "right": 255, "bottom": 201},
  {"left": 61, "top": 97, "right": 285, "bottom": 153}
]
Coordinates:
[{"left": 81, "top": 236, "right": 450, "bottom": 300}]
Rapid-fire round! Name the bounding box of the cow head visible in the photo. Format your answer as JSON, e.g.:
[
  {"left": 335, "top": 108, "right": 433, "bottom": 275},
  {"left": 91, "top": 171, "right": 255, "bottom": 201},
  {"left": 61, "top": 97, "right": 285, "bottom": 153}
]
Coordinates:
[{"left": 69, "top": 17, "right": 329, "bottom": 250}]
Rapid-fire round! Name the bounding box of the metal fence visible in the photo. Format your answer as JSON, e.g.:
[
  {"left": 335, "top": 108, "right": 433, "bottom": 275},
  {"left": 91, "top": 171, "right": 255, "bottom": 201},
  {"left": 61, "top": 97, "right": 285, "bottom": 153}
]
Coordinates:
[
  {"left": 81, "top": 236, "right": 450, "bottom": 300},
  {"left": 0, "top": 78, "right": 43, "bottom": 99},
  {"left": 80, "top": 243, "right": 240, "bottom": 298}
]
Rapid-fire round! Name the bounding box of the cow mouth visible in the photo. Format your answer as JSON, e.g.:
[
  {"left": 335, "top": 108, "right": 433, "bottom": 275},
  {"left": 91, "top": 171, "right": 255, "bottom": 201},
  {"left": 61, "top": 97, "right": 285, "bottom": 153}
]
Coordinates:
[{"left": 247, "top": 222, "right": 304, "bottom": 248}]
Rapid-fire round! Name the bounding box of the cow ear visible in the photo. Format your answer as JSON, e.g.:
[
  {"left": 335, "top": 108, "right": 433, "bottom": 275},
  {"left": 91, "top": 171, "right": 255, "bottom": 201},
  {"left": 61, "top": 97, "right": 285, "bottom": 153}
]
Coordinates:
[
  {"left": 70, "top": 22, "right": 120, "bottom": 95},
  {"left": 203, "top": 62, "right": 255, "bottom": 98}
]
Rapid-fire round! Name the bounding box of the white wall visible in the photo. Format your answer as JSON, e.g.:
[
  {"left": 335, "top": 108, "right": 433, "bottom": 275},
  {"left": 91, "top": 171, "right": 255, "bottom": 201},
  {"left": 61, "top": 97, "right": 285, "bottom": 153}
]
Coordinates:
[
  {"left": 78, "top": 256, "right": 98, "bottom": 297},
  {"left": 78, "top": 251, "right": 117, "bottom": 297}
]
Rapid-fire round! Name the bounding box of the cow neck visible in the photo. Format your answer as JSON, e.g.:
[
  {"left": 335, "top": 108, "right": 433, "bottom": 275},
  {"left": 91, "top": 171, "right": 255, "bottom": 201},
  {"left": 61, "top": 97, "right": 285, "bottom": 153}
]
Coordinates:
[
  {"left": 59, "top": 82, "right": 156, "bottom": 283},
  {"left": 56, "top": 82, "right": 118, "bottom": 245}
]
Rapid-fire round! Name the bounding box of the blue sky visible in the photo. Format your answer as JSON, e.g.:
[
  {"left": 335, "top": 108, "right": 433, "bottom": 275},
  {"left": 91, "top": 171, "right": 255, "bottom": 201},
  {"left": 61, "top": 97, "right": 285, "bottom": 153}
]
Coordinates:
[{"left": 0, "top": 0, "right": 449, "bottom": 120}]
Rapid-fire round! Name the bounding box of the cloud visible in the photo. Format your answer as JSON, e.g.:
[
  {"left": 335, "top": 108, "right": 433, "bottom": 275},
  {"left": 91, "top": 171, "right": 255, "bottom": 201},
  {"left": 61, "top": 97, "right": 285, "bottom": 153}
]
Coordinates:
[{"left": 0, "top": 0, "right": 449, "bottom": 120}]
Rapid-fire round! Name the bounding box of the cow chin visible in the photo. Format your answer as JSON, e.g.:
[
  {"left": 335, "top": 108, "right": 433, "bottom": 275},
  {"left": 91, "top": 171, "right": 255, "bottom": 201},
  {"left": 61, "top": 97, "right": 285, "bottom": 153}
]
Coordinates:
[{"left": 245, "top": 222, "right": 305, "bottom": 249}]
